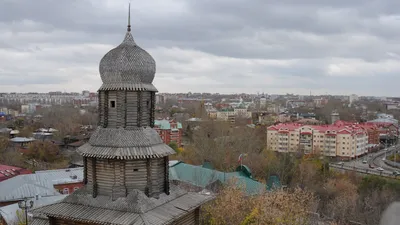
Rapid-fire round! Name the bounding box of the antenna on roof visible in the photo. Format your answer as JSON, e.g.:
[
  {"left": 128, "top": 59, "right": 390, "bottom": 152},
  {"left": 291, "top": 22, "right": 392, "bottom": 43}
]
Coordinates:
[{"left": 127, "top": 2, "right": 131, "bottom": 32}]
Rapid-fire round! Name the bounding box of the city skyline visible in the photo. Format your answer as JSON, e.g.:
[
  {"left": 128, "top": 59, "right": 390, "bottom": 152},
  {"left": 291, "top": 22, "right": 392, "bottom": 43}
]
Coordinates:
[{"left": 1, "top": 0, "right": 400, "bottom": 96}]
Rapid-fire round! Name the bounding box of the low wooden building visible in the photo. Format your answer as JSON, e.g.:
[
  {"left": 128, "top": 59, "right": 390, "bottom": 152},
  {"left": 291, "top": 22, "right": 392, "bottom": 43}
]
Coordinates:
[{"left": 31, "top": 6, "right": 213, "bottom": 225}]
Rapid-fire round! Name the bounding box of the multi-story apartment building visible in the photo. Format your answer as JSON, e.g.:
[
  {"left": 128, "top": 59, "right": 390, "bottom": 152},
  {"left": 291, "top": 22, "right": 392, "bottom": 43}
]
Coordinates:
[
  {"left": 0, "top": 92, "right": 98, "bottom": 106},
  {"left": 267, "top": 122, "right": 370, "bottom": 159},
  {"left": 154, "top": 119, "right": 183, "bottom": 146}
]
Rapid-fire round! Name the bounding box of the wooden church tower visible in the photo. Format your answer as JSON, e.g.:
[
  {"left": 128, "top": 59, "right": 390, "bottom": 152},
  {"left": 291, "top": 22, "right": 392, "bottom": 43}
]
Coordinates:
[{"left": 32, "top": 5, "right": 213, "bottom": 225}]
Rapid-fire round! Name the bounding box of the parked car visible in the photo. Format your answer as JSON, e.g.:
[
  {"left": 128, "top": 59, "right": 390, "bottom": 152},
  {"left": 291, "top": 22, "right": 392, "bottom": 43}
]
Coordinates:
[
  {"left": 377, "top": 167, "right": 384, "bottom": 171},
  {"left": 337, "top": 162, "right": 344, "bottom": 165},
  {"left": 369, "top": 164, "right": 375, "bottom": 169},
  {"left": 393, "top": 171, "right": 400, "bottom": 176},
  {"left": 362, "top": 160, "right": 367, "bottom": 164}
]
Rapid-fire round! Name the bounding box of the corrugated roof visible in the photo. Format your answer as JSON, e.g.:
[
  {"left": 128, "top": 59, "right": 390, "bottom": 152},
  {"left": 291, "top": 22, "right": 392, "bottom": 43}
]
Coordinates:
[
  {"left": 0, "top": 168, "right": 83, "bottom": 202},
  {"left": 169, "top": 162, "right": 267, "bottom": 195},
  {"left": 10, "top": 137, "right": 35, "bottom": 143},
  {"left": 154, "top": 120, "right": 182, "bottom": 130}
]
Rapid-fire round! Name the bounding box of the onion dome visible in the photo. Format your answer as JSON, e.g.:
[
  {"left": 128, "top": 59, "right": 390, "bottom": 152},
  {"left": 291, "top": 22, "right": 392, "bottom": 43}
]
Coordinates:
[{"left": 98, "top": 6, "right": 156, "bottom": 91}]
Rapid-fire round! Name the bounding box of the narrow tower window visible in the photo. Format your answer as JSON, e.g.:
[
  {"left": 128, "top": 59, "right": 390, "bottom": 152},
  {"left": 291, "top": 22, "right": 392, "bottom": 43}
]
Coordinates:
[{"left": 110, "top": 100, "right": 116, "bottom": 108}]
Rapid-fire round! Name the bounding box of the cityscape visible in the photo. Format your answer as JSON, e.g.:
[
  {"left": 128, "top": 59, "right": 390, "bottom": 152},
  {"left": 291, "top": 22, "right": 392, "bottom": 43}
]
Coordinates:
[{"left": 1, "top": 1, "right": 400, "bottom": 225}]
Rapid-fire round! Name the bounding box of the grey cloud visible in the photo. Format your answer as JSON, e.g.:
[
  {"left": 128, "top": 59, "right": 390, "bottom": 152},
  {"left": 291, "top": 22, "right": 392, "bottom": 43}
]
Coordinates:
[{"left": 1, "top": 0, "right": 400, "bottom": 95}]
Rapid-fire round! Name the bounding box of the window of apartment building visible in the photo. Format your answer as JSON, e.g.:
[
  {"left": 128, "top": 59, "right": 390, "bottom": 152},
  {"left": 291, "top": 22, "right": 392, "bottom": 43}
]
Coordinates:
[{"left": 63, "top": 188, "right": 69, "bottom": 194}]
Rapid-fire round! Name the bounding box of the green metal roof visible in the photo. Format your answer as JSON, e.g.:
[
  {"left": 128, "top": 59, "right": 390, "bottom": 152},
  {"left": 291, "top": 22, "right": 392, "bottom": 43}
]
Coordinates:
[
  {"left": 169, "top": 162, "right": 279, "bottom": 195},
  {"left": 154, "top": 119, "right": 182, "bottom": 130}
]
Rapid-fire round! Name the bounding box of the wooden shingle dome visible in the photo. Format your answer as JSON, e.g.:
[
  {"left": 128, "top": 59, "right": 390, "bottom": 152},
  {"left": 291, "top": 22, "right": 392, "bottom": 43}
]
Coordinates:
[{"left": 99, "top": 31, "right": 157, "bottom": 91}]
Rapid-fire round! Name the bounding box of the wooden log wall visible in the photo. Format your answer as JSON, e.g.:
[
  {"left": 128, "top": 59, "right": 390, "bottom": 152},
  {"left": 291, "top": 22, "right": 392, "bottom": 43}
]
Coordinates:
[
  {"left": 126, "top": 92, "right": 138, "bottom": 128},
  {"left": 98, "top": 90, "right": 156, "bottom": 129},
  {"left": 96, "top": 159, "right": 115, "bottom": 195},
  {"left": 140, "top": 91, "right": 151, "bottom": 127},
  {"left": 173, "top": 210, "right": 197, "bottom": 225},
  {"left": 83, "top": 157, "right": 87, "bottom": 185},
  {"left": 112, "top": 160, "right": 127, "bottom": 200},
  {"left": 150, "top": 92, "right": 155, "bottom": 127},
  {"left": 150, "top": 158, "right": 166, "bottom": 197},
  {"left": 125, "top": 160, "right": 147, "bottom": 193},
  {"left": 52, "top": 218, "right": 91, "bottom": 225},
  {"left": 116, "top": 91, "right": 125, "bottom": 128},
  {"left": 98, "top": 91, "right": 105, "bottom": 127},
  {"left": 107, "top": 91, "right": 117, "bottom": 128},
  {"left": 164, "top": 156, "right": 170, "bottom": 195},
  {"left": 85, "top": 158, "right": 168, "bottom": 198},
  {"left": 86, "top": 158, "right": 93, "bottom": 185}
]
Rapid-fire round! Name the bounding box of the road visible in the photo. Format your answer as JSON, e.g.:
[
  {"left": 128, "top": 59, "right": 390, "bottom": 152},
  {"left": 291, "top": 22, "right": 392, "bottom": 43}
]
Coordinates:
[{"left": 338, "top": 145, "right": 399, "bottom": 174}]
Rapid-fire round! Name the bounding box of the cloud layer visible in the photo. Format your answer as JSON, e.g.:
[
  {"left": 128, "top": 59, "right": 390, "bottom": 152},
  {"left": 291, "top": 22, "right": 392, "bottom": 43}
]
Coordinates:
[{"left": 1, "top": 0, "right": 400, "bottom": 96}]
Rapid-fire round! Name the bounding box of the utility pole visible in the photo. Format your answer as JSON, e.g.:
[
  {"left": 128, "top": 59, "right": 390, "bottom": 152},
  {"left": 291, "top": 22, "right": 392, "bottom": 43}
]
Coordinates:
[{"left": 18, "top": 199, "right": 34, "bottom": 225}]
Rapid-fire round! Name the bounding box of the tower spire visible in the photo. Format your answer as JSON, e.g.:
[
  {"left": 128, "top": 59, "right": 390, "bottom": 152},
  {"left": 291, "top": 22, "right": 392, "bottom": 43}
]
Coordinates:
[{"left": 127, "top": 3, "right": 131, "bottom": 32}]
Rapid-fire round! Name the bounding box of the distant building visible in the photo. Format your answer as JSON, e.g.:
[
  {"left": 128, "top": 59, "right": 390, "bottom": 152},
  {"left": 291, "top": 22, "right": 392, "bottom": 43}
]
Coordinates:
[
  {"left": 267, "top": 123, "right": 369, "bottom": 159},
  {"left": 0, "top": 165, "right": 31, "bottom": 182},
  {"left": 331, "top": 111, "right": 340, "bottom": 124},
  {"left": 313, "top": 98, "right": 328, "bottom": 108},
  {"left": 0, "top": 168, "right": 83, "bottom": 207},
  {"left": 260, "top": 94, "right": 267, "bottom": 108},
  {"left": 349, "top": 94, "right": 359, "bottom": 105},
  {"left": 154, "top": 119, "right": 183, "bottom": 146}
]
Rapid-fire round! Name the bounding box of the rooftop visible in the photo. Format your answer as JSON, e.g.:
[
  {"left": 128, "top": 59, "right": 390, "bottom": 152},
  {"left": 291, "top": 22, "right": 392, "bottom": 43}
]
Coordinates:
[
  {"left": 0, "top": 165, "right": 31, "bottom": 182},
  {"left": 32, "top": 185, "right": 213, "bottom": 225},
  {"left": 0, "top": 168, "right": 83, "bottom": 202},
  {"left": 267, "top": 122, "right": 368, "bottom": 135},
  {"left": 154, "top": 119, "right": 182, "bottom": 130},
  {"left": 169, "top": 161, "right": 277, "bottom": 195}
]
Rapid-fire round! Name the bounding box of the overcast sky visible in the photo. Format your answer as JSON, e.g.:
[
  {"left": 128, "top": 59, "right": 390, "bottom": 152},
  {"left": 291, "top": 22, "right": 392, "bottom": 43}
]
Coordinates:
[{"left": 1, "top": 0, "right": 400, "bottom": 96}]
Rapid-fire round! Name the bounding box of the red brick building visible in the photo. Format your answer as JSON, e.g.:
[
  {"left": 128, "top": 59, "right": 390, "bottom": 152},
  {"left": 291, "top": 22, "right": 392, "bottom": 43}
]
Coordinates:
[
  {"left": 154, "top": 119, "right": 183, "bottom": 146},
  {"left": 54, "top": 181, "right": 84, "bottom": 194},
  {"left": 0, "top": 164, "right": 31, "bottom": 182}
]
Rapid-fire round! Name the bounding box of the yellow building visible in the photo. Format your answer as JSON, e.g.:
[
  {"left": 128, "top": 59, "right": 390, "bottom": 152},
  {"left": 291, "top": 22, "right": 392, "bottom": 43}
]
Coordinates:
[{"left": 267, "top": 123, "right": 369, "bottom": 159}]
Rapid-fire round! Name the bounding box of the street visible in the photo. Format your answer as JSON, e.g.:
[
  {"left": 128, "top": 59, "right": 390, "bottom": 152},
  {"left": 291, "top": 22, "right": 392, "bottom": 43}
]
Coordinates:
[{"left": 338, "top": 146, "right": 399, "bottom": 175}]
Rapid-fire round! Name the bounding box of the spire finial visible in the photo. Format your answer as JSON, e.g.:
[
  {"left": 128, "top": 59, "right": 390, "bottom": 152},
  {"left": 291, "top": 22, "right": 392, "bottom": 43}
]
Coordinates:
[{"left": 127, "top": 2, "right": 131, "bottom": 32}]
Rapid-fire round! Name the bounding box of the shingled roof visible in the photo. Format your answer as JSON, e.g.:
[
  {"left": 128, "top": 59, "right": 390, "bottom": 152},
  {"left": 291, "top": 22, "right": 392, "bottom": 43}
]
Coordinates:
[
  {"left": 32, "top": 185, "right": 213, "bottom": 225},
  {"left": 77, "top": 127, "right": 175, "bottom": 159}
]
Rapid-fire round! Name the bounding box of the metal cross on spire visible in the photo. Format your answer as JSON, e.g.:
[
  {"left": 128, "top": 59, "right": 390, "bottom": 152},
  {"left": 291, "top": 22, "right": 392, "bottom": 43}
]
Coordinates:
[{"left": 127, "top": 2, "right": 131, "bottom": 32}]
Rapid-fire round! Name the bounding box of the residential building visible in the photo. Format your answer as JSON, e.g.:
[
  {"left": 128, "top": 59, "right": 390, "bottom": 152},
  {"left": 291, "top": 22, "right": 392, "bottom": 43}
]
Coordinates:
[
  {"left": 349, "top": 94, "right": 359, "bottom": 105},
  {"left": 267, "top": 122, "right": 369, "bottom": 159},
  {"left": 154, "top": 119, "right": 183, "bottom": 146},
  {"left": 0, "top": 165, "right": 31, "bottom": 182},
  {"left": 334, "top": 121, "right": 380, "bottom": 145},
  {"left": 0, "top": 168, "right": 83, "bottom": 207},
  {"left": 31, "top": 10, "right": 213, "bottom": 225}
]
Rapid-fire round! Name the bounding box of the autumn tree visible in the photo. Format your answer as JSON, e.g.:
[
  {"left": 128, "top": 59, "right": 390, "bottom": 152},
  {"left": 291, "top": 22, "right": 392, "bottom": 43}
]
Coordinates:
[
  {"left": 0, "top": 136, "right": 8, "bottom": 153},
  {"left": 168, "top": 141, "right": 179, "bottom": 152},
  {"left": 203, "top": 184, "right": 316, "bottom": 225},
  {"left": 25, "top": 141, "right": 61, "bottom": 163},
  {"left": 37, "top": 106, "right": 97, "bottom": 140}
]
